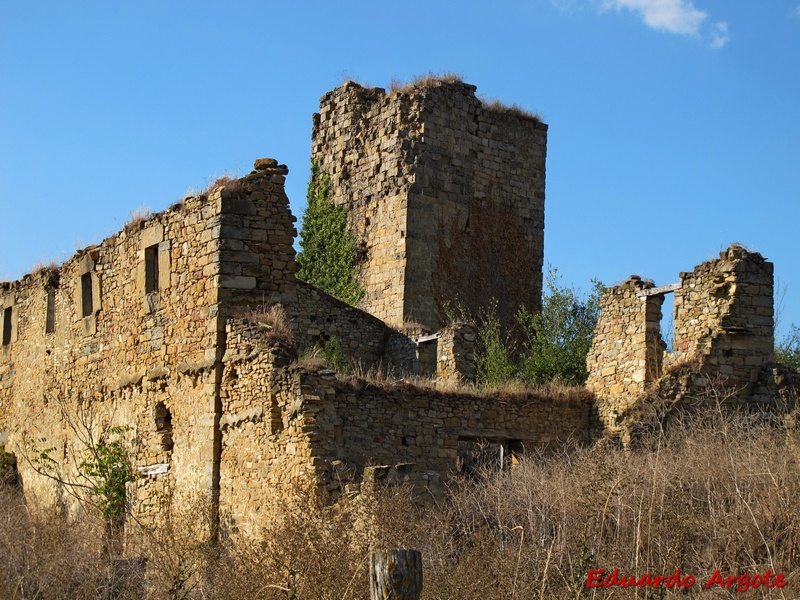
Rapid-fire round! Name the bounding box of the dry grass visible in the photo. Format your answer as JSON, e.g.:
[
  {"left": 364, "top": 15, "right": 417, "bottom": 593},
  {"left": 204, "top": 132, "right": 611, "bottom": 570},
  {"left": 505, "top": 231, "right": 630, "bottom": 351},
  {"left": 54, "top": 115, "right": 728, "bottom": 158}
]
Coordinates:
[
  {"left": 344, "top": 360, "right": 591, "bottom": 403},
  {"left": 124, "top": 206, "right": 151, "bottom": 232},
  {"left": 389, "top": 72, "right": 464, "bottom": 94},
  {"left": 0, "top": 485, "right": 138, "bottom": 599},
  {"left": 240, "top": 303, "right": 295, "bottom": 349},
  {"left": 5, "top": 407, "right": 800, "bottom": 598},
  {"left": 27, "top": 260, "right": 60, "bottom": 278},
  {"left": 193, "top": 172, "right": 243, "bottom": 201},
  {"left": 480, "top": 97, "right": 542, "bottom": 122}
]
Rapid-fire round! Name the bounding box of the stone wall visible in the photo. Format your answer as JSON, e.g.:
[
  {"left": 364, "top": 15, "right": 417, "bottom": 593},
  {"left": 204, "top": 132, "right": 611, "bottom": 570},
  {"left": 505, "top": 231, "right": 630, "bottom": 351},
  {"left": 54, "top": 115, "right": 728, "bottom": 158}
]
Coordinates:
[
  {"left": 311, "top": 79, "right": 547, "bottom": 331},
  {"left": 217, "top": 323, "right": 591, "bottom": 535},
  {"left": 672, "top": 245, "right": 774, "bottom": 389},
  {"left": 585, "top": 277, "right": 665, "bottom": 426},
  {"left": 436, "top": 322, "right": 477, "bottom": 384},
  {"left": 586, "top": 246, "right": 775, "bottom": 430},
  {"left": 0, "top": 158, "right": 420, "bottom": 538},
  {"left": 0, "top": 182, "right": 228, "bottom": 519}
]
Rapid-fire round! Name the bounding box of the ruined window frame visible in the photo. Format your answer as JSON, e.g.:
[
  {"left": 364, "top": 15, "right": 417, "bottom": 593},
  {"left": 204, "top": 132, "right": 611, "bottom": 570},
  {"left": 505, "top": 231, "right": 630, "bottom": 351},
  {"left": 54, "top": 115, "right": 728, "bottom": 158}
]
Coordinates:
[
  {"left": 75, "top": 252, "right": 101, "bottom": 335},
  {"left": 2, "top": 306, "right": 11, "bottom": 346},
  {"left": 139, "top": 224, "right": 170, "bottom": 314},
  {"left": 144, "top": 244, "right": 160, "bottom": 294},
  {"left": 45, "top": 288, "right": 56, "bottom": 334},
  {"left": 80, "top": 273, "right": 93, "bottom": 318}
]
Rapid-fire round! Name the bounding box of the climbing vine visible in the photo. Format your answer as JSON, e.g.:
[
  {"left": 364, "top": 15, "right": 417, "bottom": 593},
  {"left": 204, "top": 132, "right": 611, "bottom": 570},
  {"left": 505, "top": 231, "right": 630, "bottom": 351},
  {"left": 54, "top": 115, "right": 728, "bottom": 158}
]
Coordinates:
[{"left": 297, "top": 162, "right": 364, "bottom": 306}]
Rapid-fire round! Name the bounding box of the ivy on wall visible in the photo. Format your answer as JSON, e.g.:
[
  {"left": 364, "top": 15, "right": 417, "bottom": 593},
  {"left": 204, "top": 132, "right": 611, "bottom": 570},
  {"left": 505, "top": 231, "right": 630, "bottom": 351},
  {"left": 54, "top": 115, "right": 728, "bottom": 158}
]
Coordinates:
[{"left": 297, "top": 163, "right": 364, "bottom": 306}]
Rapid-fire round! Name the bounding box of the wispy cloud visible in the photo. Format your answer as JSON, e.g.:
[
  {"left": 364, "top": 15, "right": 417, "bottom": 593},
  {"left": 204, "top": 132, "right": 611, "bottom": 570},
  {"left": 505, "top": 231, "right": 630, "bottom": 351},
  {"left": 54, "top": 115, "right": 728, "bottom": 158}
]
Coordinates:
[
  {"left": 795, "top": 4, "right": 800, "bottom": 17},
  {"left": 601, "top": 0, "right": 707, "bottom": 35},
  {"left": 598, "top": 0, "right": 729, "bottom": 47},
  {"left": 709, "top": 21, "right": 730, "bottom": 49}
]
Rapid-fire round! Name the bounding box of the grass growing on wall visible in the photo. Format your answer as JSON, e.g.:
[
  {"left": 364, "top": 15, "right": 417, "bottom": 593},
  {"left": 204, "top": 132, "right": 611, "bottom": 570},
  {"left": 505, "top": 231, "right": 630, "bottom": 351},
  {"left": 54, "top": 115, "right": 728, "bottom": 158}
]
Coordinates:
[{"left": 297, "top": 163, "right": 364, "bottom": 307}]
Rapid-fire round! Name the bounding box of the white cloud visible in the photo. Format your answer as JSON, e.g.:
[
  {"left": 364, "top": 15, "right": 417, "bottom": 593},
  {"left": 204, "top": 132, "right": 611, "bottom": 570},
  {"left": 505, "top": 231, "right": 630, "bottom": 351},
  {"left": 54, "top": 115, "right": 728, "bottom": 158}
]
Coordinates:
[
  {"left": 795, "top": 4, "right": 800, "bottom": 17},
  {"left": 601, "top": 0, "right": 707, "bottom": 35},
  {"left": 709, "top": 21, "right": 729, "bottom": 49}
]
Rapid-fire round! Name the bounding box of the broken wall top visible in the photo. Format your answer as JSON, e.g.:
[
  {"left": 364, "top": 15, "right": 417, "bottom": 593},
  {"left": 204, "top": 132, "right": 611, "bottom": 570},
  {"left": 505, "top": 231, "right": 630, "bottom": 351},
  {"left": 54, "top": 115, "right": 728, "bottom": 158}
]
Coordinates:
[{"left": 587, "top": 245, "right": 775, "bottom": 429}]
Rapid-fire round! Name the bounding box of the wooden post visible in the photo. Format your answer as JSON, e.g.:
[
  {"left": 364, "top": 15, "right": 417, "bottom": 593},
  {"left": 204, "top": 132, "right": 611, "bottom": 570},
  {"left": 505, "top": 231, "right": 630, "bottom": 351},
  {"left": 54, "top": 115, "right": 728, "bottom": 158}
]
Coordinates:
[{"left": 370, "top": 549, "right": 423, "bottom": 600}]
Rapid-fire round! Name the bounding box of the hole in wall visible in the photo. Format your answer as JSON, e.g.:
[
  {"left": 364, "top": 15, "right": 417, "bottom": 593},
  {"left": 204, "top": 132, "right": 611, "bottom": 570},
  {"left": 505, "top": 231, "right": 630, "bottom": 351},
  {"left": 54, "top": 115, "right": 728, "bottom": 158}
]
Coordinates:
[
  {"left": 154, "top": 402, "right": 174, "bottom": 452},
  {"left": 661, "top": 293, "right": 676, "bottom": 353}
]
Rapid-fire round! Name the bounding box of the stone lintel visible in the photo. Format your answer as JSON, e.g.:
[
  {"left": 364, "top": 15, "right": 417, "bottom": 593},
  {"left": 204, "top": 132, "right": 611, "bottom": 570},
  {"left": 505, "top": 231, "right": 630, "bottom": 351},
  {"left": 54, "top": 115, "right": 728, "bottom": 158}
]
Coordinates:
[{"left": 637, "top": 282, "right": 681, "bottom": 297}]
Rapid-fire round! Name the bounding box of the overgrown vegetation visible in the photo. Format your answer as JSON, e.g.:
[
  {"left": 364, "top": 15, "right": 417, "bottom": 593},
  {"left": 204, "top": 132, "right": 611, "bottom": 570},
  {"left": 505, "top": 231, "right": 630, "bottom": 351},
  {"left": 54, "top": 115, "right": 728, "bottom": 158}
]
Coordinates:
[
  {"left": 480, "top": 96, "right": 542, "bottom": 122},
  {"left": 389, "top": 72, "right": 463, "bottom": 94},
  {"left": 4, "top": 407, "right": 800, "bottom": 599},
  {"left": 518, "top": 269, "right": 604, "bottom": 385},
  {"left": 460, "top": 268, "right": 604, "bottom": 388},
  {"left": 241, "top": 303, "right": 296, "bottom": 349},
  {"left": 297, "top": 162, "right": 364, "bottom": 306},
  {"left": 24, "top": 398, "right": 138, "bottom": 527},
  {"left": 298, "top": 335, "right": 350, "bottom": 374},
  {"left": 775, "top": 324, "right": 800, "bottom": 371}
]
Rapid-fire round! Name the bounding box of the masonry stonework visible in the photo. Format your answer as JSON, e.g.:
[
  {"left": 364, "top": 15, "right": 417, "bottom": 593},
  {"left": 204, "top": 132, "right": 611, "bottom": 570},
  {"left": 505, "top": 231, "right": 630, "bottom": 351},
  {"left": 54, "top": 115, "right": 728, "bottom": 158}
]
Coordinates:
[
  {"left": 587, "top": 246, "right": 777, "bottom": 431},
  {"left": 6, "top": 77, "right": 789, "bottom": 564},
  {"left": 585, "top": 277, "right": 666, "bottom": 426},
  {"left": 0, "top": 77, "right": 566, "bottom": 547},
  {"left": 218, "top": 317, "right": 590, "bottom": 537},
  {"left": 311, "top": 80, "right": 547, "bottom": 331}
]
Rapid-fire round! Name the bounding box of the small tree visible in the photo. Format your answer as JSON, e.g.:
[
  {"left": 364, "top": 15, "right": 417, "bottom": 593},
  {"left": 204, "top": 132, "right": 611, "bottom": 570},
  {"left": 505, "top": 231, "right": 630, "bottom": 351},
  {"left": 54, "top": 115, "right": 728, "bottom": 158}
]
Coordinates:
[
  {"left": 24, "top": 397, "right": 137, "bottom": 540},
  {"left": 297, "top": 162, "right": 364, "bottom": 306},
  {"left": 775, "top": 324, "right": 800, "bottom": 371},
  {"left": 518, "top": 268, "right": 604, "bottom": 386},
  {"left": 475, "top": 300, "right": 517, "bottom": 387}
]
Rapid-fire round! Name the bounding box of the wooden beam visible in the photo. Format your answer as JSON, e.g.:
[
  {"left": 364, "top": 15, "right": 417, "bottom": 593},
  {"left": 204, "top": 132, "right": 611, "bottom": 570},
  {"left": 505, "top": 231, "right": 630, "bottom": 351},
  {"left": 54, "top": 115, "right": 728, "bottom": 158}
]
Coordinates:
[{"left": 637, "top": 282, "right": 681, "bottom": 297}]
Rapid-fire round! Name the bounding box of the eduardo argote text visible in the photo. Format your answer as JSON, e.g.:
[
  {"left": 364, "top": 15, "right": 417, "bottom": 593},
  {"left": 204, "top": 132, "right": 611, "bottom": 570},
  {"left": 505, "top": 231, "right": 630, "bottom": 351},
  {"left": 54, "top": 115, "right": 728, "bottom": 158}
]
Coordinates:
[{"left": 586, "top": 568, "right": 787, "bottom": 593}]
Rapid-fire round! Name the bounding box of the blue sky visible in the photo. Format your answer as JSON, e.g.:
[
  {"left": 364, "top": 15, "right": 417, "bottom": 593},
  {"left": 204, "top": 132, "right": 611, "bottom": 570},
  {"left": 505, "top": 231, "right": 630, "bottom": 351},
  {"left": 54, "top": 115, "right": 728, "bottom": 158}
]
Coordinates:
[{"left": 1, "top": 1, "right": 799, "bottom": 338}]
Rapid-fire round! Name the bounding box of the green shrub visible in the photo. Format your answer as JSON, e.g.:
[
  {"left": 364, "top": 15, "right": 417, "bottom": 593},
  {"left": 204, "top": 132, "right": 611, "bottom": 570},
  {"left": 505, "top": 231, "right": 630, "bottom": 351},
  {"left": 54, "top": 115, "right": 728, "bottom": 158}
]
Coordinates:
[
  {"left": 297, "top": 163, "right": 364, "bottom": 306},
  {"left": 775, "top": 324, "right": 800, "bottom": 371},
  {"left": 475, "top": 300, "right": 517, "bottom": 387},
  {"left": 518, "top": 268, "right": 604, "bottom": 386}
]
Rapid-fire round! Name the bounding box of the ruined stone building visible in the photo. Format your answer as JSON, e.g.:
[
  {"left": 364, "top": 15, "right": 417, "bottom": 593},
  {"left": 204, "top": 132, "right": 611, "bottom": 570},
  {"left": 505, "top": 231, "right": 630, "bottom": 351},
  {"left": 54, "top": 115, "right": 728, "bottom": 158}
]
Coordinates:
[
  {"left": 312, "top": 80, "right": 547, "bottom": 331},
  {"left": 0, "top": 77, "right": 790, "bottom": 545},
  {"left": 0, "top": 80, "right": 579, "bottom": 541},
  {"left": 586, "top": 245, "right": 790, "bottom": 434}
]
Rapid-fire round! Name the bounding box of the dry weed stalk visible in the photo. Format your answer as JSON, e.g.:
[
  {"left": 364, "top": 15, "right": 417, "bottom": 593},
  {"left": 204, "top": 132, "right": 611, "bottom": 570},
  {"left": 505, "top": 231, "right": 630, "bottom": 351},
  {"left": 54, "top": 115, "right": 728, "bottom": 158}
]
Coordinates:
[
  {"left": 124, "top": 207, "right": 151, "bottom": 232},
  {"left": 389, "top": 72, "right": 464, "bottom": 94},
  {"left": 241, "top": 303, "right": 295, "bottom": 349},
  {"left": 4, "top": 387, "right": 800, "bottom": 598}
]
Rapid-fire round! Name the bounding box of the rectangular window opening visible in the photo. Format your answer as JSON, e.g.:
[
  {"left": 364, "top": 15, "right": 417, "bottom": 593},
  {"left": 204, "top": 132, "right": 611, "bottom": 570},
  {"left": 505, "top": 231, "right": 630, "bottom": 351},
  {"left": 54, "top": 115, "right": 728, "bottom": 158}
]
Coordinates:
[
  {"left": 2, "top": 307, "right": 11, "bottom": 346},
  {"left": 145, "top": 245, "right": 159, "bottom": 293},
  {"left": 46, "top": 289, "right": 56, "bottom": 334},
  {"left": 81, "top": 273, "right": 93, "bottom": 318}
]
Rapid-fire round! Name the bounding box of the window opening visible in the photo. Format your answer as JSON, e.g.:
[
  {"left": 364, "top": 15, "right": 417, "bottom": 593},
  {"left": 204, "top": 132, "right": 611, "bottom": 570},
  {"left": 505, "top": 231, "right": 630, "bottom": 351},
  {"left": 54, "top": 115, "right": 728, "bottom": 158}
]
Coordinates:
[
  {"left": 145, "top": 244, "right": 159, "bottom": 293},
  {"left": 661, "top": 292, "right": 675, "bottom": 353},
  {"left": 81, "top": 273, "right": 93, "bottom": 317},
  {"left": 154, "top": 402, "right": 174, "bottom": 452},
  {"left": 45, "top": 289, "right": 56, "bottom": 334},
  {"left": 2, "top": 307, "right": 11, "bottom": 346}
]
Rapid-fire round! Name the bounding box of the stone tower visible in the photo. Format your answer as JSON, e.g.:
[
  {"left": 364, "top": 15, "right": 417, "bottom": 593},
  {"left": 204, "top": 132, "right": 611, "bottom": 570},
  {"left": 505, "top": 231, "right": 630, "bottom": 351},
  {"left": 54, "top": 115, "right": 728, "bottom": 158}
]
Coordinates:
[{"left": 311, "top": 79, "right": 547, "bottom": 331}]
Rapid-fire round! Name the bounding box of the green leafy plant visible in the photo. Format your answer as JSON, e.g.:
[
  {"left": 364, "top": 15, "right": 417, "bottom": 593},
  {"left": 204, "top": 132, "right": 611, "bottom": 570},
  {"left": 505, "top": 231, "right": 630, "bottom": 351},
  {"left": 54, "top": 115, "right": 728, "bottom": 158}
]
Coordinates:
[
  {"left": 775, "top": 324, "right": 800, "bottom": 371},
  {"left": 475, "top": 300, "right": 517, "bottom": 387},
  {"left": 24, "top": 398, "right": 137, "bottom": 527},
  {"left": 517, "top": 268, "right": 604, "bottom": 386},
  {"left": 464, "top": 269, "right": 603, "bottom": 388},
  {"left": 297, "top": 162, "right": 364, "bottom": 306},
  {"left": 78, "top": 426, "right": 137, "bottom": 520}
]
